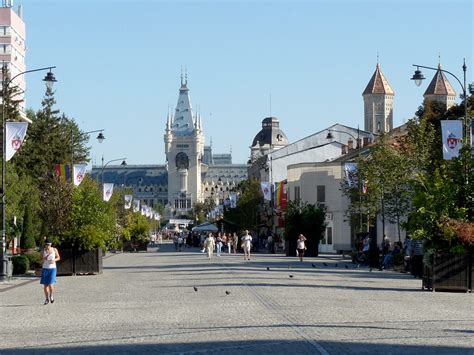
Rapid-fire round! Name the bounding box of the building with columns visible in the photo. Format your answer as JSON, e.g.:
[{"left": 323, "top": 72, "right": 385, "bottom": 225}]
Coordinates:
[
  {"left": 91, "top": 78, "right": 248, "bottom": 217},
  {"left": 362, "top": 63, "right": 394, "bottom": 134}
]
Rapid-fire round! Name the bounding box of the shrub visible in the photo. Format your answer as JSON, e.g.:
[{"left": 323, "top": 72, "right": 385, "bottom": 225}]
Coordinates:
[
  {"left": 12, "top": 255, "right": 29, "bottom": 275},
  {"left": 24, "top": 251, "right": 42, "bottom": 269}
]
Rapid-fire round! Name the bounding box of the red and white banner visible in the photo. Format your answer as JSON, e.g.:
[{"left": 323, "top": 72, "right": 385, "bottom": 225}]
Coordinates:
[
  {"left": 6, "top": 122, "right": 28, "bottom": 161},
  {"left": 73, "top": 164, "right": 87, "bottom": 186},
  {"left": 441, "top": 120, "right": 462, "bottom": 160},
  {"left": 103, "top": 183, "right": 114, "bottom": 202},
  {"left": 124, "top": 195, "right": 132, "bottom": 209}
]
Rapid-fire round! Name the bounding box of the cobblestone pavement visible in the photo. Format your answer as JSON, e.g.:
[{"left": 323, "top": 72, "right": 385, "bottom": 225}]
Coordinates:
[{"left": 0, "top": 244, "right": 472, "bottom": 354}]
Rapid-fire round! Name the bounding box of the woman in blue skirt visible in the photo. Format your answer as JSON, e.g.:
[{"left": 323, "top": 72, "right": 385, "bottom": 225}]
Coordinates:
[{"left": 40, "top": 241, "right": 60, "bottom": 305}]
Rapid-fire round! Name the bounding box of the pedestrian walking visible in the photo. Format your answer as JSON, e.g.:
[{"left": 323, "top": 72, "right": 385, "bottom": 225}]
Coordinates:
[
  {"left": 216, "top": 233, "right": 223, "bottom": 257},
  {"left": 296, "top": 234, "right": 307, "bottom": 262},
  {"left": 241, "top": 230, "right": 252, "bottom": 261},
  {"left": 233, "top": 233, "right": 238, "bottom": 254},
  {"left": 40, "top": 240, "right": 60, "bottom": 305},
  {"left": 204, "top": 233, "right": 215, "bottom": 260}
]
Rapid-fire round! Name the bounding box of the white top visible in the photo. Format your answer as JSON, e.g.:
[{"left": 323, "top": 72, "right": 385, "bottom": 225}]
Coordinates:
[
  {"left": 297, "top": 239, "right": 306, "bottom": 249},
  {"left": 42, "top": 248, "right": 57, "bottom": 269},
  {"left": 242, "top": 235, "right": 252, "bottom": 249}
]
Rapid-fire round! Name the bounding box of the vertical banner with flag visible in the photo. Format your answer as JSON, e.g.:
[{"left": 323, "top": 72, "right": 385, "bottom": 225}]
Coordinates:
[
  {"left": 275, "top": 181, "right": 288, "bottom": 210},
  {"left": 141, "top": 205, "right": 147, "bottom": 216},
  {"left": 73, "top": 164, "right": 87, "bottom": 186},
  {"left": 132, "top": 199, "right": 140, "bottom": 213},
  {"left": 441, "top": 120, "right": 462, "bottom": 160},
  {"left": 154, "top": 213, "right": 161, "bottom": 221},
  {"left": 54, "top": 164, "right": 71, "bottom": 183},
  {"left": 103, "top": 183, "right": 114, "bottom": 202},
  {"left": 124, "top": 195, "right": 133, "bottom": 209},
  {"left": 229, "top": 193, "right": 237, "bottom": 208},
  {"left": 6, "top": 122, "right": 28, "bottom": 161},
  {"left": 261, "top": 182, "right": 272, "bottom": 201},
  {"left": 343, "top": 163, "right": 358, "bottom": 187}
]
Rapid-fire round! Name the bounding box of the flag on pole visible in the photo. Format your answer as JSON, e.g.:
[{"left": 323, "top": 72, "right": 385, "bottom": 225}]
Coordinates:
[
  {"left": 124, "top": 195, "right": 133, "bottom": 209},
  {"left": 103, "top": 183, "right": 114, "bottom": 202},
  {"left": 146, "top": 207, "right": 151, "bottom": 217},
  {"left": 6, "top": 122, "right": 28, "bottom": 161},
  {"left": 154, "top": 213, "right": 161, "bottom": 221},
  {"left": 261, "top": 182, "right": 272, "bottom": 201},
  {"left": 344, "top": 163, "right": 358, "bottom": 187},
  {"left": 132, "top": 199, "right": 140, "bottom": 213},
  {"left": 229, "top": 193, "right": 237, "bottom": 208},
  {"left": 275, "top": 181, "right": 288, "bottom": 210},
  {"left": 441, "top": 120, "right": 462, "bottom": 160},
  {"left": 73, "top": 164, "right": 87, "bottom": 186},
  {"left": 141, "top": 204, "right": 147, "bottom": 216},
  {"left": 54, "top": 164, "right": 71, "bottom": 183}
]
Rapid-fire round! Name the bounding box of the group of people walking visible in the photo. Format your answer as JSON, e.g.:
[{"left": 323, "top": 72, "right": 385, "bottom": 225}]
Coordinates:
[{"left": 202, "top": 230, "right": 253, "bottom": 261}]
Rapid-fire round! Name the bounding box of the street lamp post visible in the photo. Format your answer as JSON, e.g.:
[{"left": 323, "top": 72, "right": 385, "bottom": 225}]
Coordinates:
[
  {"left": 70, "top": 129, "right": 105, "bottom": 182},
  {"left": 100, "top": 156, "right": 127, "bottom": 186},
  {"left": 1, "top": 65, "right": 57, "bottom": 279},
  {"left": 411, "top": 59, "right": 472, "bottom": 146}
]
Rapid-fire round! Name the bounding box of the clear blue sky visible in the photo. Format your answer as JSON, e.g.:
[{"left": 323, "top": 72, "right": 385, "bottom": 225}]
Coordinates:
[{"left": 23, "top": 0, "right": 473, "bottom": 166}]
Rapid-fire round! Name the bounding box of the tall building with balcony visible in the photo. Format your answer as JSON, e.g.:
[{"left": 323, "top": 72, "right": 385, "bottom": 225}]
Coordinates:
[{"left": 0, "top": 1, "right": 26, "bottom": 116}]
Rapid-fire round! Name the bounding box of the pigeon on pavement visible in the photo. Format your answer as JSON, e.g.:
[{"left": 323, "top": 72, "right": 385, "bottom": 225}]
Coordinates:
[
  {"left": 193, "top": 286, "right": 198, "bottom": 292},
  {"left": 225, "top": 290, "right": 231, "bottom": 295},
  {"left": 266, "top": 267, "right": 270, "bottom": 271},
  {"left": 323, "top": 262, "right": 328, "bottom": 267},
  {"left": 289, "top": 275, "right": 294, "bottom": 278},
  {"left": 311, "top": 263, "right": 316, "bottom": 268},
  {"left": 344, "top": 264, "right": 349, "bottom": 269}
]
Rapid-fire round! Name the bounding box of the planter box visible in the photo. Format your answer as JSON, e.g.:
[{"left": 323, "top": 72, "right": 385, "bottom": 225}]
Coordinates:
[
  {"left": 423, "top": 253, "right": 471, "bottom": 292},
  {"left": 56, "top": 248, "right": 103, "bottom": 276}
]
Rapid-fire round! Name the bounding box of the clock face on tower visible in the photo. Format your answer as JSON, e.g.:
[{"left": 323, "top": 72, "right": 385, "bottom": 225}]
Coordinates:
[{"left": 175, "top": 152, "right": 189, "bottom": 169}]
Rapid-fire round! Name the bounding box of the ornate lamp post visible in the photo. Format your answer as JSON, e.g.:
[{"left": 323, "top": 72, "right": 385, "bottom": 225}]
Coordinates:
[
  {"left": 100, "top": 156, "right": 127, "bottom": 186},
  {"left": 1, "top": 65, "right": 57, "bottom": 279}
]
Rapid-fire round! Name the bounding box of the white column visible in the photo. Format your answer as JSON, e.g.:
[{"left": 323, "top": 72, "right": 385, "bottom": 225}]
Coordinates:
[{"left": 179, "top": 168, "right": 188, "bottom": 193}]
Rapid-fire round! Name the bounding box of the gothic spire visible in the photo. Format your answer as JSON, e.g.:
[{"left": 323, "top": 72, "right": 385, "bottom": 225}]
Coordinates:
[{"left": 362, "top": 63, "right": 394, "bottom": 96}]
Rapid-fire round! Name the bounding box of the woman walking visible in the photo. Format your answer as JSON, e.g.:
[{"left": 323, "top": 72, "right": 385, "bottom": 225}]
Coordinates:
[
  {"left": 296, "top": 234, "right": 307, "bottom": 262},
  {"left": 241, "top": 230, "right": 253, "bottom": 261},
  {"left": 204, "top": 233, "right": 215, "bottom": 260},
  {"left": 40, "top": 241, "right": 60, "bottom": 305}
]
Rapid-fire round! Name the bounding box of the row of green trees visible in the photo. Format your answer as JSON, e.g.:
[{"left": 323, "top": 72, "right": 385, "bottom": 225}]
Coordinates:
[
  {"left": 344, "top": 96, "right": 473, "bottom": 253},
  {"left": 4, "top": 86, "right": 156, "bottom": 251}
]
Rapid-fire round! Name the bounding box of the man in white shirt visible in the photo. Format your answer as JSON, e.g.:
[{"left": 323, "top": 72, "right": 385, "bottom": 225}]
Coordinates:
[{"left": 241, "top": 230, "right": 253, "bottom": 261}]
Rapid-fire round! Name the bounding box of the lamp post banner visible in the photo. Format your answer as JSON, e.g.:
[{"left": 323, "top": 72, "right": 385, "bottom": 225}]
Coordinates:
[
  {"left": 103, "top": 183, "right": 114, "bottom": 201},
  {"left": 141, "top": 205, "right": 147, "bottom": 216},
  {"left": 229, "top": 193, "right": 237, "bottom": 208},
  {"left": 124, "top": 195, "right": 133, "bottom": 209},
  {"left": 344, "top": 163, "right": 358, "bottom": 187},
  {"left": 6, "top": 122, "right": 28, "bottom": 161},
  {"left": 73, "top": 164, "right": 87, "bottom": 186},
  {"left": 441, "top": 120, "right": 462, "bottom": 160},
  {"left": 261, "top": 182, "right": 272, "bottom": 201},
  {"left": 132, "top": 199, "right": 140, "bottom": 212}
]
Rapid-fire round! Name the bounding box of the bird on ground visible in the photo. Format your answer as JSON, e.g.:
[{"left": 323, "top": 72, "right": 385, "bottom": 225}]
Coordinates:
[
  {"left": 266, "top": 267, "right": 270, "bottom": 271},
  {"left": 311, "top": 263, "right": 316, "bottom": 268},
  {"left": 344, "top": 264, "right": 349, "bottom": 269},
  {"left": 289, "top": 275, "right": 294, "bottom": 278},
  {"left": 225, "top": 290, "right": 231, "bottom": 295},
  {"left": 335, "top": 263, "right": 338, "bottom": 267},
  {"left": 193, "top": 286, "right": 198, "bottom": 292},
  {"left": 323, "top": 262, "right": 328, "bottom": 267}
]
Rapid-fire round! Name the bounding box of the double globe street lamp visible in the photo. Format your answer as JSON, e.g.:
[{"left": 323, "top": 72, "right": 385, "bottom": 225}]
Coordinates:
[{"left": 1, "top": 65, "right": 57, "bottom": 279}]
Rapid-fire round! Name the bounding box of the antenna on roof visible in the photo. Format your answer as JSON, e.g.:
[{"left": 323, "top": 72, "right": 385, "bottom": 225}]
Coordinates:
[{"left": 376, "top": 52, "right": 379, "bottom": 65}]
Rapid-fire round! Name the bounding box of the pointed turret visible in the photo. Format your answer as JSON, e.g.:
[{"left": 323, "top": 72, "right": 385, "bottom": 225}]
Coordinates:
[
  {"left": 362, "top": 63, "right": 394, "bottom": 95},
  {"left": 362, "top": 63, "right": 394, "bottom": 134},
  {"left": 172, "top": 76, "right": 195, "bottom": 135},
  {"left": 423, "top": 64, "right": 456, "bottom": 109}
]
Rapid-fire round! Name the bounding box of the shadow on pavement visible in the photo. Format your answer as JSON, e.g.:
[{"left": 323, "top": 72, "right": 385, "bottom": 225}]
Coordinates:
[{"left": 1, "top": 339, "right": 471, "bottom": 355}]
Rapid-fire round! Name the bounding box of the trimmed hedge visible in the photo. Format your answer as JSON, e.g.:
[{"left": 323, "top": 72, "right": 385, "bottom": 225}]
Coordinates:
[
  {"left": 24, "top": 251, "right": 42, "bottom": 270},
  {"left": 12, "top": 255, "right": 30, "bottom": 275}
]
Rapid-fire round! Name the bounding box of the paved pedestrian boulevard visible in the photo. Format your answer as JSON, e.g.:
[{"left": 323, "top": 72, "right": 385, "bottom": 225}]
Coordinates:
[{"left": 1, "top": 246, "right": 472, "bottom": 354}]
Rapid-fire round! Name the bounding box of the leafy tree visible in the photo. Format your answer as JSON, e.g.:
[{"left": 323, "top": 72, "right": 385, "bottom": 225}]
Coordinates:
[
  {"left": 67, "top": 176, "right": 115, "bottom": 250},
  {"left": 20, "top": 203, "right": 36, "bottom": 250},
  {"left": 224, "top": 178, "right": 262, "bottom": 232},
  {"left": 284, "top": 200, "right": 326, "bottom": 257}
]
